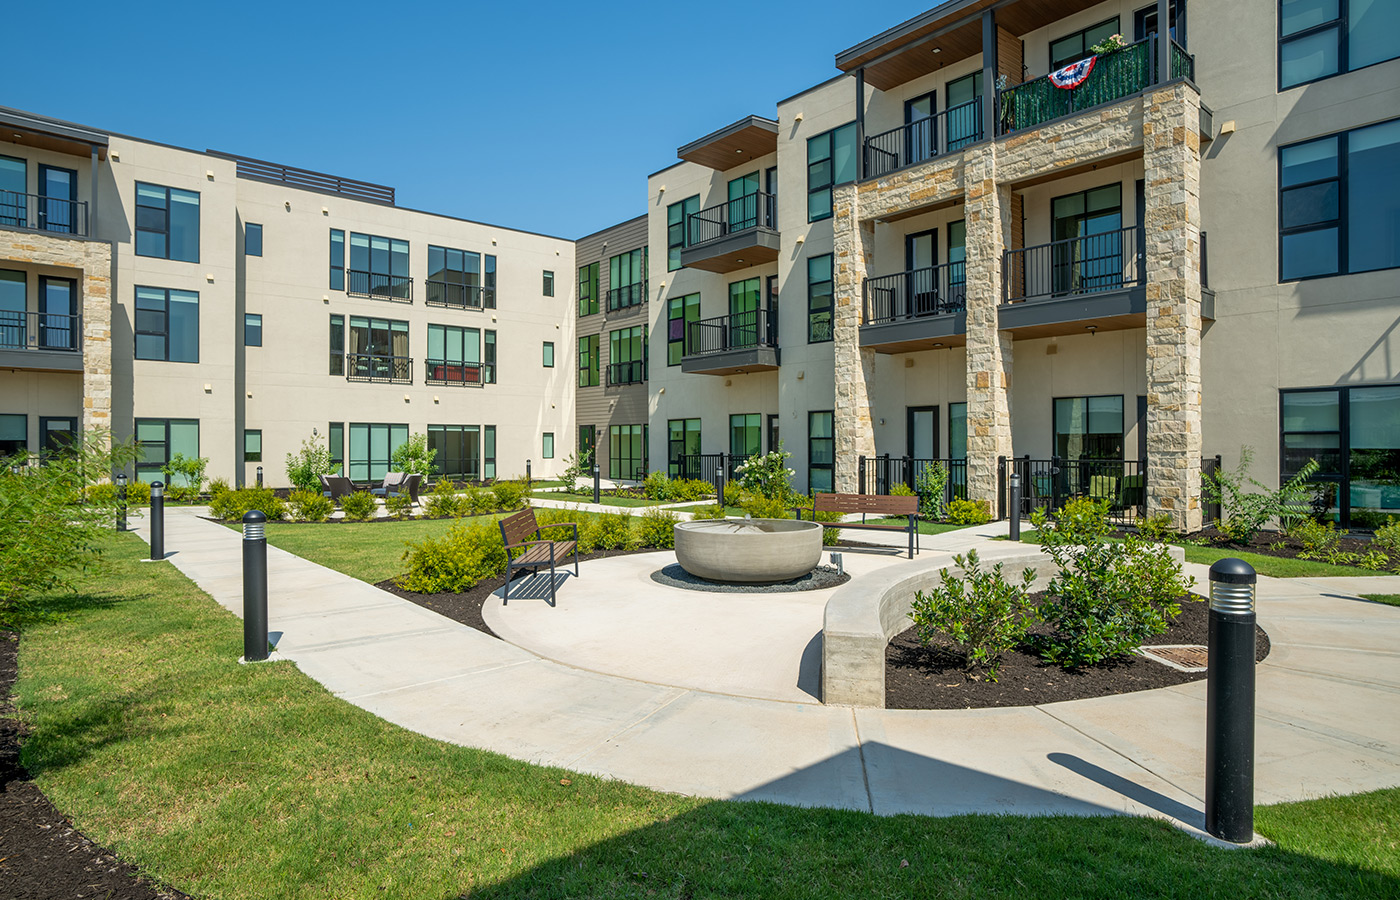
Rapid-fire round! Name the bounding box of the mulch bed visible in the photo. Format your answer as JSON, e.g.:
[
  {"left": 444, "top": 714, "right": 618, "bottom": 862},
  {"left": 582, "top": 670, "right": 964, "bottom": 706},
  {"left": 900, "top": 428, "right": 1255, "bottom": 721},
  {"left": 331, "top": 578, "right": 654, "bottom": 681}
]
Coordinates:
[
  {"left": 886, "top": 595, "right": 1271, "bottom": 710},
  {"left": 0, "top": 632, "right": 191, "bottom": 899}
]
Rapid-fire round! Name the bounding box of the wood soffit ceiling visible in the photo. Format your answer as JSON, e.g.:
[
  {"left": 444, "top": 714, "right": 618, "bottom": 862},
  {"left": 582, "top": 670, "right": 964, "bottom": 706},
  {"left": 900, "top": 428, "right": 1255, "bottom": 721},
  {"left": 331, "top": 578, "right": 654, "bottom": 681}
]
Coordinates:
[
  {"left": 678, "top": 117, "right": 779, "bottom": 171},
  {"left": 838, "top": 0, "right": 1107, "bottom": 91}
]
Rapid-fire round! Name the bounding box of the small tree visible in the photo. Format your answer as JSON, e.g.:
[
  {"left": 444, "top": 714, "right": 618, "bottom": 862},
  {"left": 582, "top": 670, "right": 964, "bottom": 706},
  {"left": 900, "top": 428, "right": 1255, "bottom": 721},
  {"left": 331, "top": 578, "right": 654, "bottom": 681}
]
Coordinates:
[
  {"left": 285, "top": 432, "right": 336, "bottom": 493},
  {"left": 914, "top": 461, "right": 949, "bottom": 521},
  {"left": 162, "top": 452, "right": 209, "bottom": 500},
  {"left": 1203, "top": 446, "right": 1318, "bottom": 544},
  {"left": 909, "top": 550, "right": 1039, "bottom": 682},
  {"left": 560, "top": 448, "right": 594, "bottom": 492},
  {"left": 391, "top": 432, "right": 436, "bottom": 477}
]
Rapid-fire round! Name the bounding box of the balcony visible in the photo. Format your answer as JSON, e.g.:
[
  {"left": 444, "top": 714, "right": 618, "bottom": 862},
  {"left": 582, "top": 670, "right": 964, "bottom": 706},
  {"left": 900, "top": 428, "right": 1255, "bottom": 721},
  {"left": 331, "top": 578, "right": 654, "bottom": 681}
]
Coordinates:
[
  {"left": 864, "top": 99, "right": 982, "bottom": 180},
  {"left": 0, "top": 191, "right": 90, "bottom": 237},
  {"left": 680, "top": 193, "right": 779, "bottom": 274},
  {"left": 860, "top": 262, "right": 968, "bottom": 353},
  {"left": 344, "top": 353, "right": 412, "bottom": 384},
  {"left": 424, "top": 359, "right": 483, "bottom": 387},
  {"left": 0, "top": 310, "right": 83, "bottom": 371},
  {"left": 606, "top": 360, "right": 646, "bottom": 386},
  {"left": 345, "top": 269, "right": 413, "bottom": 303},
  {"left": 607, "top": 281, "right": 647, "bottom": 312},
  {"left": 424, "top": 280, "right": 484, "bottom": 310},
  {"left": 681, "top": 309, "right": 779, "bottom": 376},
  {"left": 1000, "top": 226, "right": 1146, "bottom": 337}
]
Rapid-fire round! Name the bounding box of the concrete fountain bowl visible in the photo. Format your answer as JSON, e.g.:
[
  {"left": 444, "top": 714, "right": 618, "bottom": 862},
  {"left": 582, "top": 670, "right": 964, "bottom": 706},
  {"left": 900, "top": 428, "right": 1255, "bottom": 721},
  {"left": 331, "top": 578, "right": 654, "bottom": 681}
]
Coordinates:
[{"left": 673, "top": 517, "right": 823, "bottom": 584}]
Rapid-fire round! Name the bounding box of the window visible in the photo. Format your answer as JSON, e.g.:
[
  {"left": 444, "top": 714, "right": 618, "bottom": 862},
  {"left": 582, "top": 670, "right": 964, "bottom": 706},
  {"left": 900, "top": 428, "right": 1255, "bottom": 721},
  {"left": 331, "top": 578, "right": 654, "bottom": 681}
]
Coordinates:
[
  {"left": 543, "top": 432, "right": 555, "bottom": 460},
  {"left": 949, "top": 402, "right": 968, "bottom": 459},
  {"left": 608, "top": 325, "right": 646, "bottom": 384},
  {"left": 484, "top": 330, "right": 496, "bottom": 384},
  {"left": 329, "top": 314, "right": 344, "bottom": 375},
  {"left": 578, "top": 334, "right": 599, "bottom": 387},
  {"left": 579, "top": 425, "right": 597, "bottom": 468},
  {"left": 427, "top": 245, "right": 483, "bottom": 308},
  {"left": 946, "top": 72, "right": 984, "bottom": 151},
  {"left": 428, "top": 424, "right": 482, "bottom": 479},
  {"left": 1049, "top": 17, "right": 1119, "bottom": 69},
  {"left": 1051, "top": 184, "right": 1124, "bottom": 295},
  {"left": 730, "top": 413, "right": 761, "bottom": 461},
  {"left": 809, "top": 411, "right": 834, "bottom": 494},
  {"left": 543, "top": 270, "right": 555, "bottom": 297},
  {"left": 329, "top": 229, "right": 345, "bottom": 291},
  {"left": 807, "top": 122, "right": 857, "bottom": 222},
  {"left": 135, "top": 182, "right": 199, "bottom": 262},
  {"left": 0, "top": 413, "right": 25, "bottom": 457},
  {"left": 244, "top": 429, "right": 262, "bottom": 462},
  {"left": 134, "top": 418, "right": 199, "bottom": 484},
  {"left": 1281, "top": 385, "right": 1400, "bottom": 527},
  {"left": 245, "top": 223, "right": 263, "bottom": 257},
  {"left": 1280, "top": 119, "right": 1400, "bottom": 280},
  {"left": 1053, "top": 395, "right": 1124, "bottom": 460},
  {"left": 426, "top": 323, "right": 483, "bottom": 386},
  {"left": 608, "top": 248, "right": 647, "bottom": 309},
  {"left": 667, "top": 195, "right": 700, "bottom": 271},
  {"left": 609, "top": 424, "right": 645, "bottom": 480},
  {"left": 808, "top": 254, "right": 833, "bottom": 343},
  {"left": 0, "top": 157, "right": 23, "bottom": 228},
  {"left": 39, "top": 417, "right": 76, "bottom": 460},
  {"left": 348, "top": 423, "right": 408, "bottom": 482},
  {"left": 728, "top": 277, "right": 762, "bottom": 348},
  {"left": 346, "top": 316, "right": 410, "bottom": 383},
  {"left": 667, "top": 293, "right": 701, "bottom": 365},
  {"left": 0, "top": 270, "right": 22, "bottom": 346},
  {"left": 578, "top": 262, "right": 599, "bottom": 316},
  {"left": 329, "top": 422, "right": 344, "bottom": 473},
  {"left": 1280, "top": 0, "right": 1399, "bottom": 89},
  {"left": 135, "top": 287, "right": 199, "bottom": 362},
  {"left": 543, "top": 341, "right": 554, "bottom": 367},
  {"left": 244, "top": 313, "right": 262, "bottom": 347},
  {"left": 348, "top": 232, "right": 410, "bottom": 300},
  {"left": 667, "top": 418, "right": 701, "bottom": 477},
  {"left": 484, "top": 255, "right": 497, "bottom": 308},
  {"left": 484, "top": 425, "right": 496, "bottom": 479}
]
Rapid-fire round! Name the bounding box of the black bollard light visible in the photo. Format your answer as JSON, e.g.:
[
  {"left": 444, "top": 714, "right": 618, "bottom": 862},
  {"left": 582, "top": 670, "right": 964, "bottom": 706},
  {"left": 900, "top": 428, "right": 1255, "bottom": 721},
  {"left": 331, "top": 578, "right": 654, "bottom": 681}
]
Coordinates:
[
  {"left": 117, "top": 473, "right": 127, "bottom": 532},
  {"left": 256, "top": 465, "right": 264, "bottom": 488},
  {"left": 1206, "top": 557, "right": 1258, "bottom": 843},
  {"left": 150, "top": 481, "right": 165, "bottom": 561},
  {"left": 242, "top": 510, "right": 269, "bottom": 662},
  {"left": 593, "top": 464, "right": 601, "bottom": 505},
  {"left": 1009, "top": 472, "right": 1022, "bottom": 541},
  {"left": 526, "top": 459, "right": 532, "bottom": 493}
]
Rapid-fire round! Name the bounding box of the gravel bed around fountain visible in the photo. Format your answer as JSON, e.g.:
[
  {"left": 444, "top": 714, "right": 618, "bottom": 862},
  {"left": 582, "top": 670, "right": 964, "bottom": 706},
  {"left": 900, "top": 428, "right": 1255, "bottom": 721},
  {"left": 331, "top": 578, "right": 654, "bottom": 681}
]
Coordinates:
[{"left": 650, "top": 563, "right": 850, "bottom": 593}]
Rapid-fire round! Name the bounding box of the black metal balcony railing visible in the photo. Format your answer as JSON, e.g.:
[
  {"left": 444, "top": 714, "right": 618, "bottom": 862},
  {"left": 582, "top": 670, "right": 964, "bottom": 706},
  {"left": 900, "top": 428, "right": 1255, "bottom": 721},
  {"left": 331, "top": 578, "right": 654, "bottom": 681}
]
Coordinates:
[
  {"left": 344, "top": 353, "right": 412, "bottom": 383},
  {"left": 0, "top": 191, "right": 90, "bottom": 237},
  {"left": 1002, "top": 456, "right": 1148, "bottom": 525},
  {"left": 424, "top": 280, "right": 484, "bottom": 310},
  {"left": 865, "top": 98, "right": 982, "bottom": 180},
  {"left": 863, "top": 261, "right": 968, "bottom": 325},
  {"left": 345, "top": 269, "right": 413, "bottom": 302},
  {"left": 685, "top": 309, "right": 777, "bottom": 357},
  {"left": 1003, "top": 226, "right": 1143, "bottom": 304},
  {"left": 0, "top": 310, "right": 82, "bottom": 352},
  {"left": 999, "top": 38, "right": 1195, "bottom": 135},
  {"left": 424, "top": 358, "right": 483, "bottom": 386},
  {"left": 686, "top": 192, "right": 777, "bottom": 247},
  {"left": 607, "top": 281, "right": 647, "bottom": 311},
  {"left": 859, "top": 456, "right": 969, "bottom": 504},
  {"left": 607, "top": 360, "right": 646, "bottom": 385}
]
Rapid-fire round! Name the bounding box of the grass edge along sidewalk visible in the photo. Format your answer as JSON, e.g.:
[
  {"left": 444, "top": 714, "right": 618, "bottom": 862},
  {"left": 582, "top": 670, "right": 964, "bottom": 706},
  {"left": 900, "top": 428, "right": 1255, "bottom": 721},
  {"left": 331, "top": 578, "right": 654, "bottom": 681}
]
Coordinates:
[{"left": 6, "top": 533, "right": 1398, "bottom": 899}]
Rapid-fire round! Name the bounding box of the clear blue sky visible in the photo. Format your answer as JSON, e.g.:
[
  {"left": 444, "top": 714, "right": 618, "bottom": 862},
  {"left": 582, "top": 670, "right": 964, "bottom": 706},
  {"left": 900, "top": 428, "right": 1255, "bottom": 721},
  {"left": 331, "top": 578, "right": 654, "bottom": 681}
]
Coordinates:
[{"left": 10, "top": 1, "right": 905, "bottom": 238}]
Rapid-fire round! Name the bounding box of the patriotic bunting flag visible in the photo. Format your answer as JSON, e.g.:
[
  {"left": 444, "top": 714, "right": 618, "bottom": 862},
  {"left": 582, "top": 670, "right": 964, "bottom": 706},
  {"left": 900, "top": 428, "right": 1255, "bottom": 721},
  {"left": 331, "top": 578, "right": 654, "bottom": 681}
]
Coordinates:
[{"left": 1048, "top": 56, "right": 1097, "bottom": 89}]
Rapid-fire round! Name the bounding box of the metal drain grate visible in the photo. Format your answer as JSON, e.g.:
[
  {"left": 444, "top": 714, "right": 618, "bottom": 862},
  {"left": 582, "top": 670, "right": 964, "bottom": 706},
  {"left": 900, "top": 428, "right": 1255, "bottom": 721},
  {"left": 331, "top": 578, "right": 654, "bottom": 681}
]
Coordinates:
[{"left": 1137, "top": 644, "right": 1209, "bottom": 672}]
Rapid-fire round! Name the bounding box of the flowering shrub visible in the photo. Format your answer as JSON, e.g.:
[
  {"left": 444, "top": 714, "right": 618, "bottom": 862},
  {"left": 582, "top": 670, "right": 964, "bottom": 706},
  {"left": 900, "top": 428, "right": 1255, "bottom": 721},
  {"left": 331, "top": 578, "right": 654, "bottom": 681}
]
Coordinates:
[
  {"left": 735, "top": 448, "right": 795, "bottom": 501},
  {"left": 1090, "top": 33, "right": 1127, "bottom": 54}
]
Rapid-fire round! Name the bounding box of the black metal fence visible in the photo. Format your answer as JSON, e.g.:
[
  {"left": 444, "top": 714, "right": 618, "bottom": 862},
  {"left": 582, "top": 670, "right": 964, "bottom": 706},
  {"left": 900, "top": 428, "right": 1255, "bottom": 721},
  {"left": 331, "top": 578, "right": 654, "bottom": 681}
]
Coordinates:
[
  {"left": 686, "top": 192, "right": 777, "bottom": 247},
  {"left": 424, "top": 280, "right": 484, "bottom": 309},
  {"left": 344, "top": 353, "right": 412, "bottom": 383},
  {"left": 858, "top": 456, "right": 968, "bottom": 505},
  {"left": 0, "top": 190, "right": 89, "bottom": 236},
  {"left": 863, "top": 261, "right": 968, "bottom": 325},
  {"left": 674, "top": 452, "right": 737, "bottom": 487},
  {"left": 686, "top": 309, "right": 777, "bottom": 357},
  {"left": 1003, "top": 226, "right": 1143, "bottom": 303},
  {"left": 0, "top": 310, "right": 82, "bottom": 352},
  {"left": 346, "top": 269, "right": 413, "bottom": 302},
  {"left": 864, "top": 97, "right": 982, "bottom": 179},
  {"left": 606, "top": 360, "right": 646, "bottom": 385},
  {"left": 999, "top": 456, "right": 1147, "bottom": 524},
  {"left": 424, "top": 358, "right": 482, "bottom": 386},
  {"left": 607, "top": 281, "right": 647, "bottom": 311}
]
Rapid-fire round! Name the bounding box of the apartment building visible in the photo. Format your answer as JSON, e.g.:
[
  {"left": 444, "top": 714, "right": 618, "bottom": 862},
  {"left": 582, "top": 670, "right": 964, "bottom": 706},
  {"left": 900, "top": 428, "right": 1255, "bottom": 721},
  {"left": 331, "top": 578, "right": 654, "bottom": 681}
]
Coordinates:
[
  {"left": 0, "top": 106, "right": 576, "bottom": 486},
  {"left": 574, "top": 215, "right": 650, "bottom": 480},
  {"left": 648, "top": 0, "right": 1400, "bottom": 530}
]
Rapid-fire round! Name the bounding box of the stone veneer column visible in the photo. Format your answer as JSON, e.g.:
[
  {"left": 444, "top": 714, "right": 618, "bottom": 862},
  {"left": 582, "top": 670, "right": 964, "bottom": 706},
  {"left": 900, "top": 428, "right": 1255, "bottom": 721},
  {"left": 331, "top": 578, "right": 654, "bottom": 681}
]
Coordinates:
[
  {"left": 1143, "top": 82, "right": 1203, "bottom": 533},
  {"left": 962, "top": 142, "right": 1014, "bottom": 511},
  {"left": 831, "top": 181, "right": 876, "bottom": 492},
  {"left": 81, "top": 241, "right": 113, "bottom": 439}
]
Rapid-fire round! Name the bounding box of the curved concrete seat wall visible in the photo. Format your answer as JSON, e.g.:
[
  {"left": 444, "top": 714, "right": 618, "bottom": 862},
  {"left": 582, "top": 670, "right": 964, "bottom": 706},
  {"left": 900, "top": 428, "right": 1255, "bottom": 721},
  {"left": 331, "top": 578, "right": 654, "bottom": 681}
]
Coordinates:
[{"left": 820, "top": 544, "right": 1187, "bottom": 708}]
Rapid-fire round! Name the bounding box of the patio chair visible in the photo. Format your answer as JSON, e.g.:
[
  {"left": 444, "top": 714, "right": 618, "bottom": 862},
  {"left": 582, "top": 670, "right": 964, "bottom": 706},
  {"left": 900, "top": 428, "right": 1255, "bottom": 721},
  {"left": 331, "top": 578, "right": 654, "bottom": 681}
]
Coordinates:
[
  {"left": 320, "top": 474, "right": 355, "bottom": 503},
  {"left": 388, "top": 473, "right": 423, "bottom": 506},
  {"left": 370, "top": 472, "right": 406, "bottom": 498}
]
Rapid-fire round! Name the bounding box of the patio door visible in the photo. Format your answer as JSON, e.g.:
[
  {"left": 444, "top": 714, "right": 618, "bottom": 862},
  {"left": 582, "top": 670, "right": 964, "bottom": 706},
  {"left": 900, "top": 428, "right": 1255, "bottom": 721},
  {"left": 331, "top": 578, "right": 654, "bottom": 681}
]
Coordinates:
[
  {"left": 905, "top": 92, "right": 937, "bottom": 164},
  {"left": 1051, "top": 184, "right": 1122, "bottom": 296},
  {"left": 38, "top": 164, "right": 77, "bottom": 234},
  {"left": 729, "top": 277, "right": 761, "bottom": 349},
  {"left": 907, "top": 406, "right": 939, "bottom": 461},
  {"left": 906, "top": 229, "right": 937, "bottom": 315},
  {"left": 728, "top": 171, "right": 759, "bottom": 232},
  {"left": 39, "top": 276, "right": 76, "bottom": 350},
  {"left": 0, "top": 156, "right": 24, "bottom": 227}
]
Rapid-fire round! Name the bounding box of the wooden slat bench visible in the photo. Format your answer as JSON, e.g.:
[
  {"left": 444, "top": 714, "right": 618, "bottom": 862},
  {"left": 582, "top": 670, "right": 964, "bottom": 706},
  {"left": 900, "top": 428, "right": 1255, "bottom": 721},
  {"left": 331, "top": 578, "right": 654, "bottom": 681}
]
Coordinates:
[
  {"left": 498, "top": 507, "right": 579, "bottom": 606},
  {"left": 794, "top": 493, "right": 920, "bottom": 559}
]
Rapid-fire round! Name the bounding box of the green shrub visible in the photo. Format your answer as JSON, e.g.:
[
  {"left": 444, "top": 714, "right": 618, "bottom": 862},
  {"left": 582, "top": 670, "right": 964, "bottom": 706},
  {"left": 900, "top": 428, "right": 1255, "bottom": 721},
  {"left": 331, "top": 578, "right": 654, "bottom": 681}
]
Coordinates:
[
  {"left": 390, "top": 432, "right": 436, "bottom": 477},
  {"left": 165, "top": 485, "right": 200, "bottom": 504},
  {"left": 1290, "top": 518, "right": 1344, "bottom": 559},
  {"left": 162, "top": 452, "right": 208, "bottom": 493},
  {"left": 425, "top": 480, "right": 464, "bottom": 518},
  {"left": 889, "top": 483, "right": 916, "bottom": 497},
  {"left": 340, "top": 491, "right": 378, "bottom": 522},
  {"left": 464, "top": 487, "right": 497, "bottom": 516},
  {"left": 285, "top": 432, "right": 336, "bottom": 493},
  {"left": 490, "top": 480, "right": 526, "bottom": 511},
  {"left": 384, "top": 493, "right": 415, "bottom": 519},
  {"left": 587, "top": 511, "right": 637, "bottom": 551},
  {"left": 1038, "top": 497, "right": 1112, "bottom": 545},
  {"left": 207, "top": 477, "right": 232, "bottom": 498},
  {"left": 534, "top": 507, "right": 592, "bottom": 553},
  {"left": 637, "top": 507, "right": 680, "bottom": 549},
  {"left": 288, "top": 490, "right": 333, "bottom": 523},
  {"left": 1204, "top": 447, "right": 1318, "bottom": 543},
  {"left": 915, "top": 461, "right": 948, "bottom": 521},
  {"left": 1372, "top": 518, "right": 1400, "bottom": 556},
  {"left": 946, "top": 498, "right": 992, "bottom": 526},
  {"left": 644, "top": 470, "right": 673, "bottom": 501},
  {"left": 722, "top": 481, "right": 742, "bottom": 508},
  {"left": 397, "top": 520, "right": 506, "bottom": 593},
  {"left": 909, "top": 549, "right": 1038, "bottom": 682},
  {"left": 86, "top": 482, "right": 117, "bottom": 505},
  {"left": 735, "top": 447, "right": 794, "bottom": 502},
  {"left": 126, "top": 480, "right": 151, "bottom": 506},
  {"left": 209, "top": 487, "right": 286, "bottom": 523},
  {"left": 687, "top": 505, "right": 727, "bottom": 521},
  {"left": 740, "top": 492, "right": 792, "bottom": 520},
  {"left": 671, "top": 478, "right": 715, "bottom": 502},
  {"left": 1137, "top": 513, "right": 1175, "bottom": 542}
]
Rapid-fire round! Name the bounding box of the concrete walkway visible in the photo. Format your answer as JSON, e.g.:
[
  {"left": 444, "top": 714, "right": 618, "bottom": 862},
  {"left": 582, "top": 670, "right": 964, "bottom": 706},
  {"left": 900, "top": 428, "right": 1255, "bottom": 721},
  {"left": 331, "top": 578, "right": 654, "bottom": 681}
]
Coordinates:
[{"left": 132, "top": 509, "right": 1400, "bottom": 842}]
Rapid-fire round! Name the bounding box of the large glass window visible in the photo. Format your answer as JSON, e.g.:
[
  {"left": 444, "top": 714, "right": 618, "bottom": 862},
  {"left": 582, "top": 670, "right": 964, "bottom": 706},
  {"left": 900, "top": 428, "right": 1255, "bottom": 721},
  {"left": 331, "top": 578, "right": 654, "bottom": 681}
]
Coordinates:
[
  {"left": 346, "top": 316, "right": 410, "bottom": 382},
  {"left": 1280, "top": 119, "right": 1400, "bottom": 280},
  {"left": 1280, "top": 0, "right": 1399, "bottom": 89},
  {"left": 609, "top": 424, "right": 645, "bottom": 480},
  {"left": 0, "top": 413, "right": 26, "bottom": 458},
  {"left": 809, "top": 411, "right": 834, "bottom": 494},
  {"left": 348, "top": 423, "right": 408, "bottom": 483},
  {"left": 1049, "top": 17, "right": 1120, "bottom": 69},
  {"left": 39, "top": 416, "right": 76, "bottom": 460},
  {"left": 1050, "top": 184, "right": 1124, "bottom": 295},
  {"left": 579, "top": 425, "right": 596, "bottom": 468},
  {"left": 608, "top": 325, "right": 646, "bottom": 385},
  {"left": 667, "top": 418, "right": 701, "bottom": 477},
  {"left": 945, "top": 71, "right": 984, "bottom": 151},
  {"left": 1282, "top": 385, "right": 1400, "bottom": 527},
  {"left": 134, "top": 287, "right": 199, "bottom": 363},
  {"left": 730, "top": 413, "right": 761, "bottom": 462},
  {"left": 667, "top": 195, "right": 700, "bottom": 271},
  {"left": 578, "top": 261, "right": 599, "bottom": 316},
  {"left": 609, "top": 248, "right": 647, "bottom": 310},
  {"left": 667, "top": 293, "right": 700, "bottom": 365},
  {"left": 135, "top": 418, "right": 199, "bottom": 484},
  {"left": 429, "top": 424, "right": 482, "bottom": 480},
  {"left": 807, "top": 122, "right": 858, "bottom": 222},
  {"left": 426, "top": 323, "right": 482, "bottom": 386},
  {"left": 427, "top": 245, "right": 482, "bottom": 308},
  {"left": 807, "top": 254, "right": 833, "bottom": 343},
  {"left": 347, "top": 232, "right": 410, "bottom": 300},
  {"left": 329, "top": 314, "right": 344, "bottom": 375},
  {"left": 135, "top": 183, "right": 199, "bottom": 262},
  {"left": 578, "top": 334, "right": 599, "bottom": 387},
  {"left": 1054, "top": 395, "right": 1124, "bottom": 460}
]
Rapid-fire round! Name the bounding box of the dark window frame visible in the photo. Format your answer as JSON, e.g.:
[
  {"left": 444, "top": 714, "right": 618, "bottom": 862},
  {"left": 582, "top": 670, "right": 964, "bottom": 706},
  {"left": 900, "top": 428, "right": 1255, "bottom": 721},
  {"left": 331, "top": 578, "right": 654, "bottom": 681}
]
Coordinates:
[
  {"left": 543, "top": 341, "right": 554, "bottom": 367},
  {"left": 1278, "top": 0, "right": 1399, "bottom": 90},
  {"left": 244, "top": 428, "right": 262, "bottom": 462},
  {"left": 347, "top": 422, "right": 409, "bottom": 483},
  {"left": 808, "top": 410, "right": 835, "bottom": 495},
  {"left": 330, "top": 229, "right": 345, "bottom": 290},
  {"left": 1051, "top": 394, "right": 1126, "bottom": 461},
  {"left": 578, "top": 261, "right": 599, "bottom": 316},
  {"left": 1049, "top": 16, "right": 1121, "bottom": 69},
  {"left": 667, "top": 292, "right": 700, "bottom": 365},
  {"left": 245, "top": 222, "right": 263, "bottom": 257},
  {"left": 244, "top": 313, "right": 262, "bottom": 347},
  {"left": 543, "top": 432, "right": 555, "bottom": 460},
  {"left": 807, "top": 121, "right": 858, "bottom": 223},
  {"left": 543, "top": 270, "right": 555, "bottom": 297},
  {"left": 1278, "top": 383, "right": 1400, "bottom": 529},
  {"left": 134, "top": 417, "right": 199, "bottom": 484},
  {"left": 608, "top": 423, "right": 645, "bottom": 480},
  {"left": 135, "top": 182, "right": 200, "bottom": 262},
  {"left": 807, "top": 253, "right": 833, "bottom": 343},
  {"left": 428, "top": 423, "right": 483, "bottom": 480},
  {"left": 666, "top": 418, "right": 700, "bottom": 477},
  {"left": 578, "top": 333, "right": 599, "bottom": 387},
  {"left": 667, "top": 195, "right": 700, "bottom": 271},
  {"left": 134, "top": 285, "right": 200, "bottom": 363},
  {"left": 328, "top": 422, "right": 344, "bottom": 472}
]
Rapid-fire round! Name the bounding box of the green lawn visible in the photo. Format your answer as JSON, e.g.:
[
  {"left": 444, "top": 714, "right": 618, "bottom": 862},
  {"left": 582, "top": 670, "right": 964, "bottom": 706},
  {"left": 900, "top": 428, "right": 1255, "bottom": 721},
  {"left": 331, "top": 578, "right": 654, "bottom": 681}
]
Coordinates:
[
  {"left": 529, "top": 490, "right": 699, "bottom": 509},
  {"left": 236, "top": 516, "right": 497, "bottom": 583},
  {"left": 8, "top": 534, "right": 1399, "bottom": 899},
  {"left": 863, "top": 517, "right": 975, "bottom": 536},
  {"left": 1361, "top": 594, "right": 1400, "bottom": 607},
  {"left": 1178, "top": 544, "right": 1393, "bottom": 579}
]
